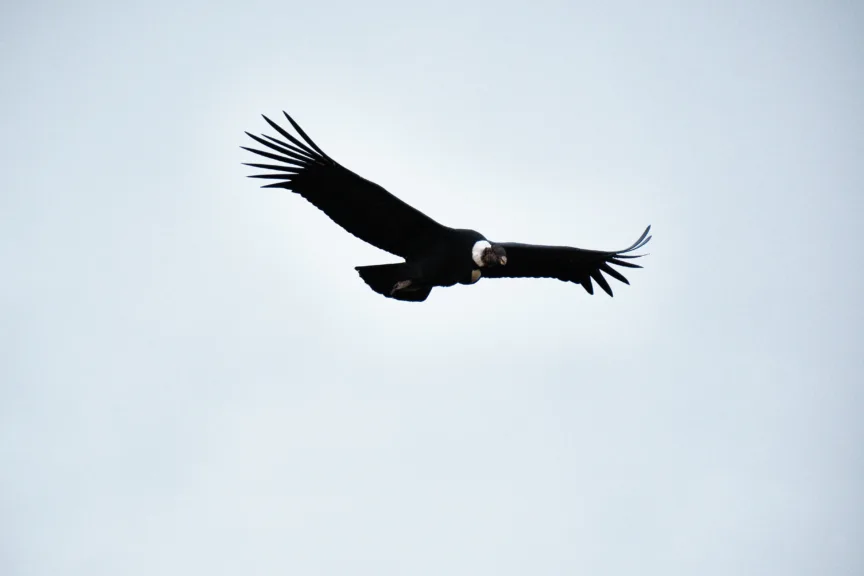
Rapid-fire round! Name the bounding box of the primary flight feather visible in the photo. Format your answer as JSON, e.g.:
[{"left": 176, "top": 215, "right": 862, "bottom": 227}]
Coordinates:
[{"left": 243, "top": 111, "right": 651, "bottom": 302}]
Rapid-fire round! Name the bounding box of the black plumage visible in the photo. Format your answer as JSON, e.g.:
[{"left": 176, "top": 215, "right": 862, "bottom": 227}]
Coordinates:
[
  {"left": 242, "top": 112, "right": 651, "bottom": 302},
  {"left": 480, "top": 229, "right": 652, "bottom": 296}
]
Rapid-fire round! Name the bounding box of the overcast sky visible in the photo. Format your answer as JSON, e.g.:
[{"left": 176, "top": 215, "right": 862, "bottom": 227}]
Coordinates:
[{"left": 2, "top": 1, "right": 862, "bottom": 575}]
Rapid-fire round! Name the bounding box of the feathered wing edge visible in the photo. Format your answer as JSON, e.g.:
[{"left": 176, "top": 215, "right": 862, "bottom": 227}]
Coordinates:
[
  {"left": 240, "top": 111, "right": 450, "bottom": 261},
  {"left": 486, "top": 225, "right": 652, "bottom": 297},
  {"left": 240, "top": 111, "right": 335, "bottom": 188},
  {"left": 580, "top": 225, "right": 652, "bottom": 296}
]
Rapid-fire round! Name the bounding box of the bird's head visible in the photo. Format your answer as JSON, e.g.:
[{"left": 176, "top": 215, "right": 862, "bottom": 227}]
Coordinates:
[{"left": 472, "top": 241, "right": 508, "bottom": 268}]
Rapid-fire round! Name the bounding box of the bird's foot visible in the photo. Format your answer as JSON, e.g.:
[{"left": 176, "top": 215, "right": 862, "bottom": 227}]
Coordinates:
[{"left": 390, "top": 280, "right": 413, "bottom": 295}]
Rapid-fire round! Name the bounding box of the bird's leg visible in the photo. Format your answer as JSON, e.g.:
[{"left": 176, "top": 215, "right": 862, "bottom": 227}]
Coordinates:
[{"left": 390, "top": 279, "right": 413, "bottom": 295}]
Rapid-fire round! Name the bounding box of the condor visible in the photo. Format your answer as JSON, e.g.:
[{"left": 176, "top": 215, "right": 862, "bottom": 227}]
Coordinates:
[{"left": 242, "top": 112, "right": 651, "bottom": 302}]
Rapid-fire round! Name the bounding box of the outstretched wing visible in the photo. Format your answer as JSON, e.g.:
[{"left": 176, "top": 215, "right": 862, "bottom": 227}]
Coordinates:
[
  {"left": 242, "top": 112, "right": 447, "bottom": 259},
  {"left": 482, "top": 226, "right": 652, "bottom": 296}
]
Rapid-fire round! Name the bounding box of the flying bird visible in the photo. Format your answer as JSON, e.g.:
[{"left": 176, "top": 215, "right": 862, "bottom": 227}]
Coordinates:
[{"left": 242, "top": 112, "right": 651, "bottom": 302}]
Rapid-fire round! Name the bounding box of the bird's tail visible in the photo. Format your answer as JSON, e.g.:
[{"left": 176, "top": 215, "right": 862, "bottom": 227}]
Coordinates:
[{"left": 355, "top": 264, "right": 431, "bottom": 302}]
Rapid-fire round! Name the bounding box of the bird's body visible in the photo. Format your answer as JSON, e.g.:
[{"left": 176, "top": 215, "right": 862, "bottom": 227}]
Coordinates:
[
  {"left": 356, "top": 228, "right": 495, "bottom": 301},
  {"left": 243, "top": 112, "right": 651, "bottom": 302}
]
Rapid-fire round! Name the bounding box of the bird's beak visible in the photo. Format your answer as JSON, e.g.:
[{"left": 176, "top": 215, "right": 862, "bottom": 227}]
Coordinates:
[{"left": 499, "top": 256, "right": 507, "bottom": 266}]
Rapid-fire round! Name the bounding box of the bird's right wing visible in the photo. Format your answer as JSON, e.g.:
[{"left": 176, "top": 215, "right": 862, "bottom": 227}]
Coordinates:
[
  {"left": 243, "top": 112, "right": 447, "bottom": 259},
  {"left": 482, "top": 226, "right": 652, "bottom": 296}
]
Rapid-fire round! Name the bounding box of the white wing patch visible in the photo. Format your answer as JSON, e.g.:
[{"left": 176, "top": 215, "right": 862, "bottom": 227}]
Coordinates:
[{"left": 472, "top": 240, "right": 491, "bottom": 267}]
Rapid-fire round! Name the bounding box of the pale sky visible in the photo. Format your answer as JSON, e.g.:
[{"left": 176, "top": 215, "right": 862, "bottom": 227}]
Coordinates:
[{"left": 2, "top": 1, "right": 862, "bottom": 575}]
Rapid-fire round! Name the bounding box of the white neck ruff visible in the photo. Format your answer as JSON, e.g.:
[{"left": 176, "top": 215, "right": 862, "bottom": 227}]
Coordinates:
[{"left": 472, "top": 240, "right": 491, "bottom": 267}]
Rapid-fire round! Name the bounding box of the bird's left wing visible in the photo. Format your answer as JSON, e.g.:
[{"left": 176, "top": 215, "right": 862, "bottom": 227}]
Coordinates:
[
  {"left": 482, "top": 226, "right": 652, "bottom": 296},
  {"left": 242, "top": 112, "right": 447, "bottom": 259}
]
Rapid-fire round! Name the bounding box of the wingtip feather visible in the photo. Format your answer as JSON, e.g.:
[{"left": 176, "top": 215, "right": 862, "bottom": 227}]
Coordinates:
[{"left": 592, "top": 271, "right": 614, "bottom": 297}]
